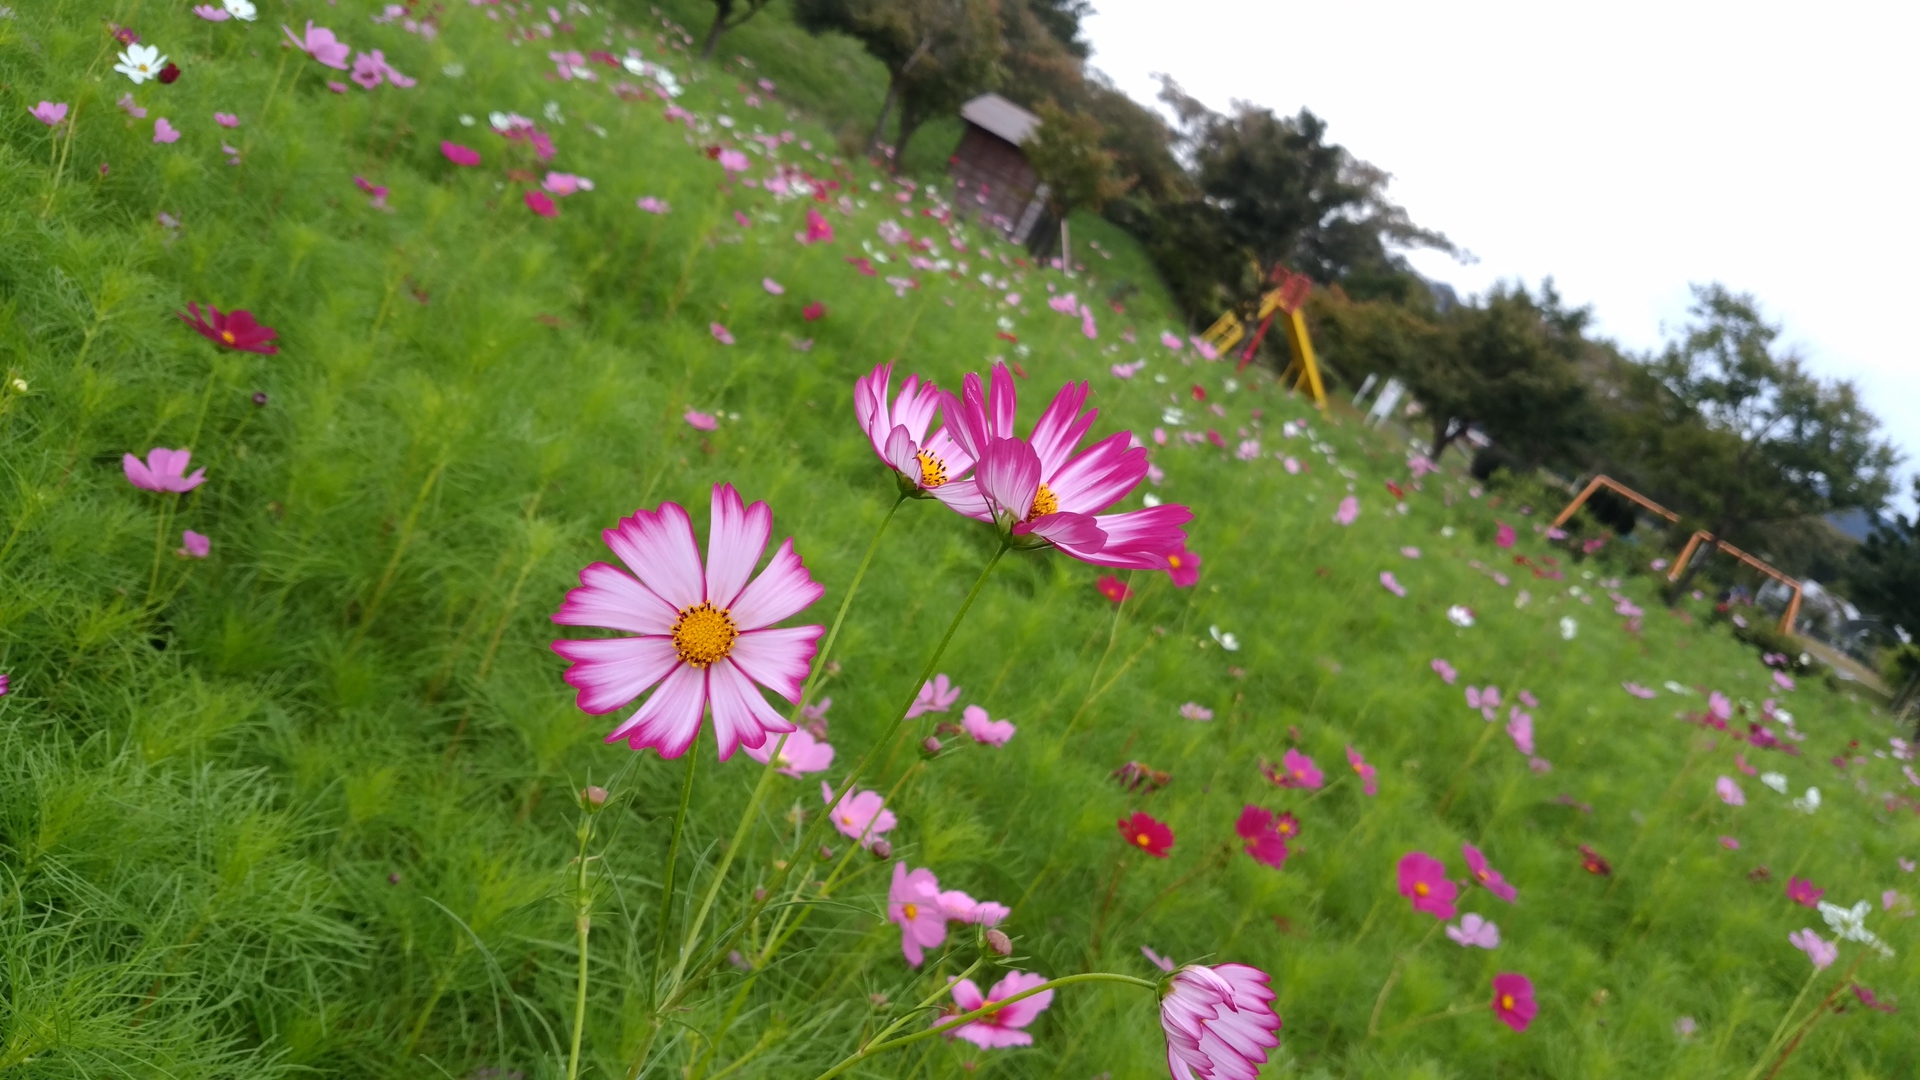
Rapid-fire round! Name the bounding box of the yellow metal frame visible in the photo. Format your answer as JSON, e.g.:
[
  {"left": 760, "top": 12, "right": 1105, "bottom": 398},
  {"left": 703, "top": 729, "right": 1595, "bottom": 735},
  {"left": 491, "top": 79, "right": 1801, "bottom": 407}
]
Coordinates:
[{"left": 1199, "top": 286, "right": 1328, "bottom": 414}]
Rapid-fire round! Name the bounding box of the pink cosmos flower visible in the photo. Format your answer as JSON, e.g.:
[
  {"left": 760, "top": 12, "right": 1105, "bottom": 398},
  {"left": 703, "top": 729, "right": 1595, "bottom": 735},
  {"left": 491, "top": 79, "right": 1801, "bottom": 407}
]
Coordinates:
[
  {"left": 961, "top": 704, "right": 1015, "bottom": 746},
  {"left": 116, "top": 94, "right": 147, "bottom": 119},
  {"left": 1234, "top": 806, "right": 1290, "bottom": 869},
  {"left": 1720, "top": 835, "right": 1741, "bottom": 849},
  {"left": 1884, "top": 890, "right": 1904, "bottom": 911},
  {"left": 1506, "top": 708, "right": 1534, "bottom": 755},
  {"left": 1267, "top": 748, "right": 1323, "bottom": 790},
  {"left": 1398, "top": 851, "right": 1458, "bottom": 919},
  {"left": 351, "top": 51, "right": 386, "bottom": 89},
  {"left": 193, "top": 4, "right": 231, "bottom": 19},
  {"left": 717, "top": 148, "right": 749, "bottom": 173},
  {"left": 853, "top": 362, "right": 980, "bottom": 509},
  {"left": 214, "top": 112, "right": 240, "bottom": 128},
  {"left": 1518, "top": 689, "right": 1539, "bottom": 708},
  {"left": 1283, "top": 456, "right": 1301, "bottom": 474},
  {"left": 1490, "top": 973, "right": 1537, "bottom": 1031},
  {"left": 1401, "top": 546, "right": 1422, "bottom": 558},
  {"left": 1180, "top": 702, "right": 1214, "bottom": 722},
  {"left": 1142, "top": 945, "right": 1177, "bottom": 972},
  {"left": 0, "top": 674, "right": 8, "bottom": 697},
  {"left": 1080, "top": 307, "right": 1098, "bottom": 339},
  {"left": 943, "top": 971, "right": 1053, "bottom": 1048},
  {"left": 709, "top": 323, "right": 734, "bottom": 345},
  {"left": 1380, "top": 571, "right": 1406, "bottom": 597},
  {"left": 684, "top": 409, "right": 718, "bottom": 431},
  {"left": 906, "top": 674, "right": 961, "bottom": 719},
  {"left": 1622, "top": 681, "right": 1656, "bottom": 699},
  {"left": 637, "top": 195, "right": 670, "bottom": 214},
  {"left": 1708, "top": 691, "right": 1732, "bottom": 722},
  {"left": 796, "top": 206, "right": 833, "bottom": 244},
  {"left": 803, "top": 301, "right": 826, "bottom": 321},
  {"left": 283, "top": 22, "right": 352, "bottom": 69},
  {"left": 949, "top": 362, "right": 1191, "bottom": 569},
  {"left": 124, "top": 448, "right": 207, "bottom": 493},
  {"left": 30, "top": 101, "right": 69, "bottom": 126},
  {"left": 1789, "top": 928, "right": 1836, "bottom": 971},
  {"left": 1346, "top": 745, "right": 1378, "bottom": 796},
  {"left": 936, "top": 888, "right": 1009, "bottom": 927},
  {"left": 762, "top": 277, "right": 784, "bottom": 295},
  {"left": 888, "top": 862, "right": 946, "bottom": 966},
  {"left": 1786, "top": 877, "right": 1824, "bottom": 908},
  {"left": 178, "top": 530, "right": 211, "bottom": 558},
  {"left": 1096, "top": 575, "right": 1133, "bottom": 603},
  {"left": 1112, "top": 359, "right": 1146, "bottom": 379},
  {"left": 1119, "top": 811, "right": 1174, "bottom": 858},
  {"left": 542, "top": 172, "right": 593, "bottom": 196},
  {"left": 1495, "top": 522, "right": 1516, "bottom": 548},
  {"left": 741, "top": 728, "right": 833, "bottom": 778},
  {"left": 1447, "top": 913, "right": 1500, "bottom": 948},
  {"left": 1715, "top": 776, "right": 1745, "bottom": 806},
  {"left": 1160, "top": 330, "right": 1184, "bottom": 351},
  {"left": 1902, "top": 858, "right": 1916, "bottom": 873},
  {"left": 440, "top": 141, "right": 480, "bottom": 166},
  {"left": 549, "top": 483, "right": 825, "bottom": 759},
  {"left": 1159, "top": 964, "right": 1282, "bottom": 1080},
  {"left": 180, "top": 303, "right": 278, "bottom": 353},
  {"left": 1774, "top": 670, "right": 1796, "bottom": 691},
  {"left": 1462, "top": 844, "right": 1517, "bottom": 902},
  {"left": 525, "top": 190, "right": 558, "bottom": 217},
  {"left": 1851, "top": 983, "right": 1898, "bottom": 1014},
  {"left": 354, "top": 176, "right": 389, "bottom": 209},
  {"left": 1166, "top": 547, "right": 1201, "bottom": 587},
  {"left": 1191, "top": 337, "right": 1219, "bottom": 360},
  {"left": 823, "top": 781, "right": 896, "bottom": 849},
  {"left": 1332, "top": 495, "right": 1358, "bottom": 525},
  {"left": 1431, "top": 658, "right": 1458, "bottom": 684},
  {"left": 327, "top": 81, "right": 349, "bottom": 94},
  {"left": 153, "top": 118, "right": 180, "bottom": 144}
]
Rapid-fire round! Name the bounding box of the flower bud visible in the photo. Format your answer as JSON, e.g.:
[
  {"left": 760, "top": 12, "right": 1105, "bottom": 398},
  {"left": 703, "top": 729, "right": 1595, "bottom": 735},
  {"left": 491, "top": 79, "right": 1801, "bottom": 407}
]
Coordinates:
[
  {"left": 753, "top": 886, "right": 767, "bottom": 902},
  {"left": 252, "top": 391, "right": 269, "bottom": 407},
  {"left": 387, "top": 872, "right": 402, "bottom": 885},
  {"left": 580, "top": 785, "right": 609, "bottom": 811},
  {"left": 985, "top": 928, "right": 1012, "bottom": 956},
  {"left": 869, "top": 838, "right": 892, "bottom": 860},
  {"left": 817, "top": 845, "right": 836, "bottom": 862},
  {"left": 922, "top": 736, "right": 943, "bottom": 756}
]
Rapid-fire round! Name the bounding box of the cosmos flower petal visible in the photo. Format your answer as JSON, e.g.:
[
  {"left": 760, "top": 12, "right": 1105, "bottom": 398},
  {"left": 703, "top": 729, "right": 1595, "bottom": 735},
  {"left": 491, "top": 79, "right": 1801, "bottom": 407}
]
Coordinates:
[
  {"left": 554, "top": 635, "right": 680, "bottom": 715},
  {"left": 728, "top": 538, "right": 824, "bottom": 631},
  {"left": 705, "top": 658, "right": 793, "bottom": 760},
  {"left": 602, "top": 501, "right": 705, "bottom": 609},
  {"left": 552, "top": 562, "right": 679, "bottom": 635},
  {"left": 704, "top": 483, "right": 771, "bottom": 611},
  {"left": 727, "top": 626, "right": 822, "bottom": 703},
  {"left": 1026, "top": 380, "right": 1096, "bottom": 477},
  {"left": 1013, "top": 510, "right": 1105, "bottom": 549},
  {"left": 977, "top": 438, "right": 1042, "bottom": 520},
  {"left": 607, "top": 661, "right": 707, "bottom": 756},
  {"left": 1048, "top": 431, "right": 1148, "bottom": 514},
  {"left": 927, "top": 477, "right": 993, "bottom": 520}
]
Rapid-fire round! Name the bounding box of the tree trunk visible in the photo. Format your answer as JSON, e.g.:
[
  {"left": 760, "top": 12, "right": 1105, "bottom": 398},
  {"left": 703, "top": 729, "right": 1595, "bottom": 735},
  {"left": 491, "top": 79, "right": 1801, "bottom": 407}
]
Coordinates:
[
  {"left": 868, "top": 73, "right": 901, "bottom": 156},
  {"left": 1430, "top": 415, "right": 1461, "bottom": 462},
  {"left": 891, "top": 108, "right": 923, "bottom": 173},
  {"left": 698, "top": 0, "right": 733, "bottom": 61}
]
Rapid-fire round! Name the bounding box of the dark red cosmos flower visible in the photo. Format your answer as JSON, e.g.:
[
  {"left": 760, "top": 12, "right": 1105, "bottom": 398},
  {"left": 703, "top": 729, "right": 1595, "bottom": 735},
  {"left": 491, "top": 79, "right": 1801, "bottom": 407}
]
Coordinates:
[
  {"left": 802, "top": 301, "right": 826, "bottom": 321},
  {"left": 1095, "top": 575, "right": 1133, "bottom": 604},
  {"left": 179, "top": 302, "right": 278, "bottom": 354},
  {"left": 1851, "top": 984, "right": 1898, "bottom": 1013},
  {"left": 1578, "top": 844, "right": 1611, "bottom": 876},
  {"left": 158, "top": 62, "right": 181, "bottom": 84},
  {"left": 1118, "top": 811, "right": 1174, "bottom": 858}
]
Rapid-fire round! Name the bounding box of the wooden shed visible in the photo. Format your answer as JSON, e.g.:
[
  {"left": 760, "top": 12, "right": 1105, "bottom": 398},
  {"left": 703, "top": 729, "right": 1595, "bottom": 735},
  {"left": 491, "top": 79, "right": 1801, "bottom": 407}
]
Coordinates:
[{"left": 946, "top": 93, "right": 1049, "bottom": 243}]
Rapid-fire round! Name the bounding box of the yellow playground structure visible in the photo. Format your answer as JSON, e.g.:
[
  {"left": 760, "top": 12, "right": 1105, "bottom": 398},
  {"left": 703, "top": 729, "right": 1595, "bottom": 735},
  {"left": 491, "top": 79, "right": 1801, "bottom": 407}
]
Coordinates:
[{"left": 1199, "top": 268, "right": 1328, "bottom": 413}]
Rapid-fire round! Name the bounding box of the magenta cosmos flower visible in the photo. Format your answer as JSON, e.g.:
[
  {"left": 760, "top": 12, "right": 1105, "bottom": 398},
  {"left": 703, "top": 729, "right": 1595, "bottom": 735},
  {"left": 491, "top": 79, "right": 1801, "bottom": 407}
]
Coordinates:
[
  {"left": 282, "top": 22, "right": 351, "bottom": 69},
  {"left": 1345, "top": 745, "right": 1377, "bottom": 796},
  {"left": 822, "top": 781, "right": 895, "bottom": 849},
  {"left": 1462, "top": 844, "right": 1517, "bottom": 902},
  {"left": 550, "top": 483, "right": 824, "bottom": 760},
  {"left": 180, "top": 302, "right": 279, "bottom": 354},
  {"left": 1166, "top": 547, "right": 1201, "bottom": 587},
  {"left": 1234, "top": 806, "right": 1289, "bottom": 870},
  {"left": 854, "top": 362, "right": 982, "bottom": 510},
  {"left": 946, "top": 362, "right": 1191, "bottom": 569},
  {"left": 1264, "top": 748, "right": 1323, "bottom": 790},
  {"left": 441, "top": 140, "right": 481, "bottom": 166},
  {"left": 960, "top": 704, "right": 1014, "bottom": 746},
  {"left": 1786, "top": 877, "right": 1824, "bottom": 908},
  {"left": 943, "top": 971, "right": 1053, "bottom": 1048},
  {"left": 124, "top": 448, "right": 207, "bottom": 493},
  {"left": 1119, "top": 811, "right": 1174, "bottom": 858},
  {"left": 1489, "top": 973, "right": 1537, "bottom": 1031},
  {"left": 1397, "top": 852, "right": 1458, "bottom": 920},
  {"left": 1160, "top": 964, "right": 1282, "bottom": 1080},
  {"left": 178, "top": 529, "right": 211, "bottom": 558},
  {"left": 905, "top": 673, "right": 960, "bottom": 719},
  {"left": 937, "top": 887, "right": 1009, "bottom": 927},
  {"left": 888, "top": 862, "right": 947, "bottom": 966},
  {"left": 740, "top": 728, "right": 832, "bottom": 777}
]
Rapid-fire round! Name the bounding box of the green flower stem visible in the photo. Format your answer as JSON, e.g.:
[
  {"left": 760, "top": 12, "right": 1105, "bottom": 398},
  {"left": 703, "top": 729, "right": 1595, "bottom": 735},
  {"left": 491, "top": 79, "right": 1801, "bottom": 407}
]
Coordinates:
[
  {"left": 650, "top": 748, "right": 700, "bottom": 996},
  {"left": 1064, "top": 569, "right": 1136, "bottom": 737},
  {"left": 1744, "top": 949, "right": 1865, "bottom": 1080},
  {"left": 808, "top": 972, "right": 1158, "bottom": 1080},
  {"left": 566, "top": 801, "right": 599, "bottom": 1080},
  {"left": 1376, "top": 1000, "right": 1479, "bottom": 1038},
  {"left": 1367, "top": 917, "right": 1444, "bottom": 1036}
]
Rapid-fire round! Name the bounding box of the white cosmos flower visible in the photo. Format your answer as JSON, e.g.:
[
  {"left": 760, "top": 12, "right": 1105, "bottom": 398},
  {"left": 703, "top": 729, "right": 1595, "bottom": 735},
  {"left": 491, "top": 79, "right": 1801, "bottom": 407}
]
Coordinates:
[
  {"left": 1208, "top": 626, "right": 1240, "bottom": 652},
  {"left": 1760, "top": 772, "right": 1789, "bottom": 794},
  {"left": 1448, "top": 605, "right": 1476, "bottom": 628},
  {"left": 1791, "top": 786, "right": 1821, "bottom": 813},
  {"left": 115, "top": 44, "right": 167, "bottom": 84},
  {"left": 1664, "top": 681, "right": 1689, "bottom": 694},
  {"left": 1559, "top": 616, "right": 1577, "bottom": 640},
  {"left": 221, "top": 0, "right": 257, "bottom": 20}
]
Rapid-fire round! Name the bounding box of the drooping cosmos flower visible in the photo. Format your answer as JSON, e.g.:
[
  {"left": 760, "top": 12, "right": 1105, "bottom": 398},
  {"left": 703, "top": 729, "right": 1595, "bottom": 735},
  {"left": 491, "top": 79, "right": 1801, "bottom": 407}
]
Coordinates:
[
  {"left": 1461, "top": 844, "right": 1517, "bottom": 902},
  {"left": 1788, "top": 928, "right": 1837, "bottom": 971},
  {"left": 1851, "top": 984, "right": 1898, "bottom": 1014},
  {"left": 741, "top": 728, "right": 833, "bottom": 778},
  {"left": 29, "top": 101, "right": 68, "bottom": 126},
  {"left": 178, "top": 530, "right": 211, "bottom": 558},
  {"left": 177, "top": 302, "right": 280, "bottom": 355},
  {"left": 282, "top": 22, "right": 351, "bottom": 69},
  {"left": 549, "top": 483, "right": 826, "bottom": 759},
  {"left": 960, "top": 704, "right": 1015, "bottom": 746},
  {"left": 796, "top": 206, "right": 834, "bottom": 245},
  {"left": 1505, "top": 708, "right": 1534, "bottom": 755},
  {"left": 1622, "top": 682, "right": 1657, "bottom": 699},
  {"left": 1715, "top": 776, "right": 1745, "bottom": 806},
  {"left": 853, "top": 362, "right": 981, "bottom": 510},
  {"left": 1179, "top": 702, "right": 1213, "bottom": 722},
  {"left": 1165, "top": 547, "right": 1200, "bottom": 587},
  {"left": 941, "top": 971, "right": 1054, "bottom": 1048},
  {"left": 1265, "top": 748, "right": 1323, "bottom": 790},
  {"left": 1447, "top": 913, "right": 1500, "bottom": 949},
  {"left": 1119, "top": 811, "right": 1174, "bottom": 858},
  {"left": 441, "top": 141, "right": 481, "bottom": 165},
  {"left": 214, "top": 112, "right": 239, "bottom": 128},
  {"left": 1489, "top": 973, "right": 1537, "bottom": 1032},
  {"left": 1159, "top": 964, "right": 1283, "bottom": 1080},
  {"left": 1234, "top": 806, "right": 1290, "bottom": 869},
  {"left": 1336, "top": 744, "right": 1376, "bottom": 796},
  {"left": 888, "top": 862, "right": 946, "bottom": 966},
  {"left": 823, "top": 781, "right": 895, "bottom": 849},
  {"left": 1787, "top": 877, "right": 1824, "bottom": 908},
  {"left": 1380, "top": 571, "right": 1406, "bottom": 597},
  {"left": 1398, "top": 851, "right": 1458, "bottom": 920},
  {"left": 123, "top": 448, "right": 207, "bottom": 493},
  {"left": 1096, "top": 575, "right": 1133, "bottom": 603},
  {"left": 905, "top": 674, "right": 960, "bottom": 719},
  {"left": 947, "top": 362, "right": 1192, "bottom": 569},
  {"left": 153, "top": 118, "right": 181, "bottom": 144},
  {"left": 116, "top": 44, "right": 169, "bottom": 84},
  {"left": 707, "top": 322, "right": 733, "bottom": 344},
  {"left": 541, "top": 171, "right": 593, "bottom": 196}
]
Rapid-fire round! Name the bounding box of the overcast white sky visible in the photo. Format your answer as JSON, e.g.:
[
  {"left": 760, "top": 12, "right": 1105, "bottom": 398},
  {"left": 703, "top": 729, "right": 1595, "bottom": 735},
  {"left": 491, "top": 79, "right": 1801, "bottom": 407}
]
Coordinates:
[{"left": 1084, "top": 0, "right": 1918, "bottom": 512}]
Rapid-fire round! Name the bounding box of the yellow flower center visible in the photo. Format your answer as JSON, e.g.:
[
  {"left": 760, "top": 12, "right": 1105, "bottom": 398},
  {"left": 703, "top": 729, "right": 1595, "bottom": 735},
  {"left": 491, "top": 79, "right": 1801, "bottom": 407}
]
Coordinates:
[
  {"left": 902, "top": 903, "right": 919, "bottom": 920},
  {"left": 1135, "top": 833, "right": 1152, "bottom": 848},
  {"left": 1027, "top": 482, "right": 1059, "bottom": 520},
  {"left": 1500, "top": 994, "right": 1515, "bottom": 1010},
  {"left": 915, "top": 448, "right": 948, "bottom": 489},
  {"left": 1168, "top": 554, "right": 1182, "bottom": 569},
  {"left": 220, "top": 330, "right": 236, "bottom": 344},
  {"left": 839, "top": 812, "right": 854, "bottom": 825},
  {"left": 1477, "top": 870, "right": 1489, "bottom": 882},
  {"left": 671, "top": 602, "right": 738, "bottom": 668},
  {"left": 1414, "top": 882, "right": 1429, "bottom": 897}
]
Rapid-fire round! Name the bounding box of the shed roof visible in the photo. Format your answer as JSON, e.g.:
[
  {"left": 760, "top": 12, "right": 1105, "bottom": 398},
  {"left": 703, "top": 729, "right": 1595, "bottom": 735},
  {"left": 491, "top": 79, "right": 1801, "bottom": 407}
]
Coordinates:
[{"left": 960, "top": 93, "right": 1041, "bottom": 146}]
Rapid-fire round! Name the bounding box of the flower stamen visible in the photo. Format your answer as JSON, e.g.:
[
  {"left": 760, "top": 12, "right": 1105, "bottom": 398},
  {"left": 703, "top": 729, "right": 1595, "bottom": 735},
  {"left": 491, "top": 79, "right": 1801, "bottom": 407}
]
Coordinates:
[
  {"left": 915, "top": 448, "right": 948, "bottom": 489},
  {"left": 1026, "top": 481, "right": 1059, "bottom": 520},
  {"left": 671, "top": 602, "right": 738, "bottom": 667}
]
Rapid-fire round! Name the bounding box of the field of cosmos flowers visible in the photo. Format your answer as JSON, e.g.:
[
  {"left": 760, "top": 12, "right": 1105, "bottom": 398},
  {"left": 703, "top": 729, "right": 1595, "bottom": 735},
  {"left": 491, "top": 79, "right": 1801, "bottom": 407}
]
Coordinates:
[{"left": 3, "top": 1, "right": 1918, "bottom": 1077}]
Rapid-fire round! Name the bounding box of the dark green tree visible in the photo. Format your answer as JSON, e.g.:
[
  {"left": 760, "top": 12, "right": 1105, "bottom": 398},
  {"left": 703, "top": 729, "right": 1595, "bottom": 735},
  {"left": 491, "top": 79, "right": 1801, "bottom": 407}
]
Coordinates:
[
  {"left": 1847, "top": 478, "right": 1920, "bottom": 634},
  {"left": 696, "top": 0, "right": 775, "bottom": 61}
]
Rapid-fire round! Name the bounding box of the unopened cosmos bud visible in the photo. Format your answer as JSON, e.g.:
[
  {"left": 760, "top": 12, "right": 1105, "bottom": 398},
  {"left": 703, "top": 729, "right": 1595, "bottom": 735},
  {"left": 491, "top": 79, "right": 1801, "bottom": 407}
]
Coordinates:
[
  {"left": 580, "top": 785, "right": 609, "bottom": 810},
  {"left": 985, "top": 928, "right": 1012, "bottom": 956},
  {"left": 869, "top": 838, "right": 892, "bottom": 860}
]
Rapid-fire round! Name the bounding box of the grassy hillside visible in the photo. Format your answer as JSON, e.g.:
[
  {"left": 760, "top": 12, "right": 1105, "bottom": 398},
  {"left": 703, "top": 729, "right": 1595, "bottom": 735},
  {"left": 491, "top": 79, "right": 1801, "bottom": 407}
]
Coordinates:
[{"left": 1, "top": 3, "right": 1915, "bottom": 1079}]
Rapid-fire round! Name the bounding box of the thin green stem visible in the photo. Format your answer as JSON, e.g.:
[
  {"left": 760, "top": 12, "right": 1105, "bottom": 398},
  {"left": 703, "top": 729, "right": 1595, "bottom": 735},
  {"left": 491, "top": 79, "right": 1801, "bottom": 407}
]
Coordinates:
[
  {"left": 567, "top": 803, "right": 599, "bottom": 1080},
  {"left": 809, "top": 973, "right": 1158, "bottom": 1080},
  {"left": 1376, "top": 1001, "right": 1478, "bottom": 1038},
  {"left": 1066, "top": 570, "right": 1134, "bottom": 735},
  {"left": 1368, "top": 918, "right": 1443, "bottom": 1036},
  {"left": 651, "top": 748, "right": 700, "bottom": 997}
]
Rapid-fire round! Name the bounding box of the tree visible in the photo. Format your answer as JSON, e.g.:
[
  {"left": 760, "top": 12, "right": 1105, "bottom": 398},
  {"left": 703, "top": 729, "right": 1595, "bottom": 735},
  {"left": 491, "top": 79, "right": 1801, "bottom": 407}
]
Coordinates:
[
  {"left": 1024, "top": 101, "right": 1129, "bottom": 217},
  {"left": 791, "top": 0, "right": 1003, "bottom": 164},
  {"left": 1847, "top": 478, "right": 1920, "bottom": 634},
  {"left": 696, "top": 0, "right": 775, "bottom": 61},
  {"left": 1651, "top": 284, "right": 1898, "bottom": 597}
]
